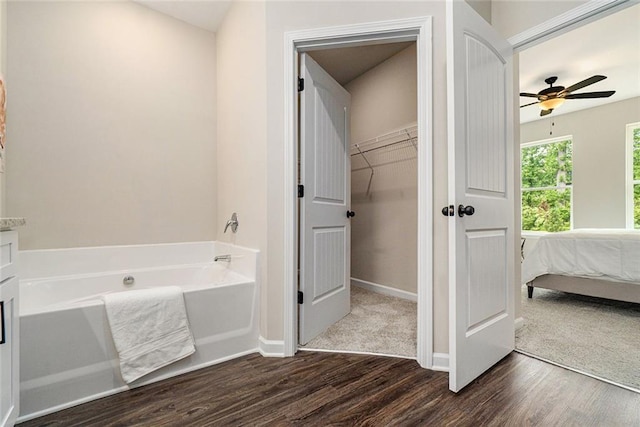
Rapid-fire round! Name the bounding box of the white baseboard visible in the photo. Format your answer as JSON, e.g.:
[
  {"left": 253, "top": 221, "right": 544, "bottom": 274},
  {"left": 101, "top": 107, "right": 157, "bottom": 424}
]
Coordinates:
[
  {"left": 432, "top": 352, "right": 449, "bottom": 372},
  {"left": 515, "top": 317, "right": 524, "bottom": 331},
  {"left": 351, "top": 278, "right": 417, "bottom": 302},
  {"left": 258, "top": 336, "right": 285, "bottom": 357}
]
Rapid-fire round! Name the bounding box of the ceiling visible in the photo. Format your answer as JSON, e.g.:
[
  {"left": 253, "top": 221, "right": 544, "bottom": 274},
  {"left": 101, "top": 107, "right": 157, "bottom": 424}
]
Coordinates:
[
  {"left": 519, "top": 3, "right": 640, "bottom": 123},
  {"left": 133, "top": 0, "right": 231, "bottom": 32},
  {"left": 308, "top": 42, "right": 414, "bottom": 86}
]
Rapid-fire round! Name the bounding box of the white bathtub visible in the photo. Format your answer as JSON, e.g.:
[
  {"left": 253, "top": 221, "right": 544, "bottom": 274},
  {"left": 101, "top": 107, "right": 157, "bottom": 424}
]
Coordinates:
[{"left": 18, "top": 242, "right": 260, "bottom": 422}]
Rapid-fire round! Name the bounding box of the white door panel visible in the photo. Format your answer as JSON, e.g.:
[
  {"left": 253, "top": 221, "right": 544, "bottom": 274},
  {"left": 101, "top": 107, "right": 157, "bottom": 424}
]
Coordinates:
[
  {"left": 299, "top": 53, "right": 351, "bottom": 345},
  {"left": 447, "top": 0, "right": 515, "bottom": 392},
  {"left": 0, "top": 276, "right": 19, "bottom": 427}
]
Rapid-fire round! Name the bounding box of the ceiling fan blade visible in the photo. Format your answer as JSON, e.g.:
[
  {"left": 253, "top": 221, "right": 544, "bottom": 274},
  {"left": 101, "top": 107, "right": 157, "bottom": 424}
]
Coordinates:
[
  {"left": 520, "top": 101, "right": 539, "bottom": 108},
  {"left": 519, "top": 92, "right": 539, "bottom": 98},
  {"left": 540, "top": 109, "right": 553, "bottom": 117},
  {"left": 564, "top": 91, "right": 615, "bottom": 99},
  {"left": 560, "top": 75, "right": 606, "bottom": 94}
]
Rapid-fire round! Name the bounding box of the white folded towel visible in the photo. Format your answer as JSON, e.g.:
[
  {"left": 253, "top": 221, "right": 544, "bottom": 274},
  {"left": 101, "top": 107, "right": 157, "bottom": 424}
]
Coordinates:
[{"left": 102, "top": 286, "right": 195, "bottom": 384}]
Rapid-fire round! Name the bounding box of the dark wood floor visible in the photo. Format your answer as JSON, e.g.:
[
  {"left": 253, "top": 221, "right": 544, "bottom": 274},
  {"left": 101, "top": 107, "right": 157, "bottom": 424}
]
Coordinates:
[{"left": 19, "top": 351, "right": 640, "bottom": 426}]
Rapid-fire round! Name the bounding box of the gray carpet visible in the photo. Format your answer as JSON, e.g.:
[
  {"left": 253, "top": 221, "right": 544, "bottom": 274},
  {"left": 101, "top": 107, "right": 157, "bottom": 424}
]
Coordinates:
[
  {"left": 516, "top": 285, "right": 640, "bottom": 390},
  {"left": 302, "top": 286, "right": 417, "bottom": 357}
]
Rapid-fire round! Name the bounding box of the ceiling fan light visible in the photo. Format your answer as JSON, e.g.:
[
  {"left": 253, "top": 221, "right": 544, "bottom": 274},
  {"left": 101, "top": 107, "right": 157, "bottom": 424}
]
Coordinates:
[{"left": 539, "top": 97, "right": 565, "bottom": 111}]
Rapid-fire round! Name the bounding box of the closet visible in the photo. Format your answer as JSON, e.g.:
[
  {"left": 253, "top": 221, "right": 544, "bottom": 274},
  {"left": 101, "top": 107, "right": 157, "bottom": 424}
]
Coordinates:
[
  {"left": 350, "top": 125, "right": 418, "bottom": 301},
  {"left": 301, "top": 41, "right": 418, "bottom": 357}
]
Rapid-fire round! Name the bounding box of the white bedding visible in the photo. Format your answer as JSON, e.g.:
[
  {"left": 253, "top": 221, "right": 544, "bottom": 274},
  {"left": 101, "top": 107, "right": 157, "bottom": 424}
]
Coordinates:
[{"left": 521, "top": 229, "right": 640, "bottom": 285}]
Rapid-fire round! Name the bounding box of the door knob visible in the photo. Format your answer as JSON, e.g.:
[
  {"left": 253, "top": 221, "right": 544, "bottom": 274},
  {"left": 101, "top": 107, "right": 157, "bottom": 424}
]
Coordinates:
[
  {"left": 346, "top": 210, "right": 356, "bottom": 218},
  {"left": 458, "top": 205, "right": 475, "bottom": 217}
]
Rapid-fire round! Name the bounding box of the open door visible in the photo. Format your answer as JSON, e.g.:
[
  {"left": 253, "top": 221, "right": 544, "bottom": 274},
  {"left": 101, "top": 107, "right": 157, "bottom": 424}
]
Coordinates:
[
  {"left": 299, "top": 53, "right": 352, "bottom": 345},
  {"left": 446, "top": 0, "right": 515, "bottom": 392}
]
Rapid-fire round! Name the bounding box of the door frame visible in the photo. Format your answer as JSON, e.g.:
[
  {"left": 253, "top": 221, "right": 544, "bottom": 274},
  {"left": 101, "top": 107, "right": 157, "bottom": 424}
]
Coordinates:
[
  {"left": 508, "top": 0, "right": 634, "bottom": 51},
  {"left": 283, "top": 16, "right": 434, "bottom": 368}
]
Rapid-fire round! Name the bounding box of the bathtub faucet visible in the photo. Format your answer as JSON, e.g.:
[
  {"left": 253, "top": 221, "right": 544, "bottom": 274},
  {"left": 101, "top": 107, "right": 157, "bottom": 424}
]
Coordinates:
[{"left": 214, "top": 254, "right": 232, "bottom": 262}]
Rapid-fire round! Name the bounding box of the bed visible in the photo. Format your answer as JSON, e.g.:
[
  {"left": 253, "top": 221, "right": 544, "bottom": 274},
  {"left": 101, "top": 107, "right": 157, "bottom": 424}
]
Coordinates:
[{"left": 521, "top": 229, "right": 640, "bottom": 304}]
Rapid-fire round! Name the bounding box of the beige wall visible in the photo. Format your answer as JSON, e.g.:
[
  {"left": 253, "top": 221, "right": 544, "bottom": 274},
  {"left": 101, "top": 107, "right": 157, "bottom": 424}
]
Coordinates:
[
  {"left": 465, "top": 0, "right": 492, "bottom": 23},
  {"left": 520, "top": 97, "right": 640, "bottom": 229},
  {"left": 492, "top": 0, "right": 588, "bottom": 39},
  {"left": 264, "top": 1, "right": 450, "bottom": 353},
  {"left": 346, "top": 44, "right": 417, "bottom": 294},
  {"left": 347, "top": 45, "right": 418, "bottom": 144},
  {"left": 215, "top": 1, "right": 269, "bottom": 336},
  {"left": 6, "top": 1, "right": 217, "bottom": 249}
]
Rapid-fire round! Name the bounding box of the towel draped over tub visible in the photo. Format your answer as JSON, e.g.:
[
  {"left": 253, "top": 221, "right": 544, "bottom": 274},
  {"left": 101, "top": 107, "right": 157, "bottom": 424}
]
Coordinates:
[{"left": 102, "top": 286, "right": 196, "bottom": 384}]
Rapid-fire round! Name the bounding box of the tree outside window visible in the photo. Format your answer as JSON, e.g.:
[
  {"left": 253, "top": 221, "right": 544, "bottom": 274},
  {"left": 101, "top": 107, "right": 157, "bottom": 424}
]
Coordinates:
[
  {"left": 521, "top": 137, "right": 573, "bottom": 232},
  {"left": 631, "top": 124, "right": 640, "bottom": 229}
]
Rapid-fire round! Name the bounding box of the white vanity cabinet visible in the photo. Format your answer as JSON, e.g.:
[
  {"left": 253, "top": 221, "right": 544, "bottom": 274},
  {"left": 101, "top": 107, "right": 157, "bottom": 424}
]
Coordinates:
[{"left": 0, "top": 231, "right": 18, "bottom": 427}]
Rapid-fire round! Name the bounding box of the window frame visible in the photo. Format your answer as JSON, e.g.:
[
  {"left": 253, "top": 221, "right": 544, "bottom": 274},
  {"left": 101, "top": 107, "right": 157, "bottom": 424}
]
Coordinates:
[
  {"left": 625, "top": 122, "right": 640, "bottom": 229},
  {"left": 520, "top": 135, "right": 574, "bottom": 233}
]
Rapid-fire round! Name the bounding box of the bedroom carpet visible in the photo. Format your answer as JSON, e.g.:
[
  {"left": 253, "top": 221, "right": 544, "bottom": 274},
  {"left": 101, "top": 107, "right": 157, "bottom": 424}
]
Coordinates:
[
  {"left": 301, "top": 286, "right": 417, "bottom": 358},
  {"left": 516, "top": 285, "right": 640, "bottom": 391}
]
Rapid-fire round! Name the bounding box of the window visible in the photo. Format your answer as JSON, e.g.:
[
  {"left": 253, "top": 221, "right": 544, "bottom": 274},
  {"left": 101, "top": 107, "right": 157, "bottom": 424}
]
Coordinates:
[
  {"left": 521, "top": 136, "right": 573, "bottom": 232},
  {"left": 626, "top": 122, "right": 640, "bottom": 229}
]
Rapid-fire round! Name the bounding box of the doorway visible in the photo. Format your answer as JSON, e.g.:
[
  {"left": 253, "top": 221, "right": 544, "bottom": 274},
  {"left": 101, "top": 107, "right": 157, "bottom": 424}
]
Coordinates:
[
  {"left": 282, "top": 17, "right": 434, "bottom": 369},
  {"left": 515, "top": 2, "right": 640, "bottom": 392},
  {"left": 298, "top": 42, "right": 419, "bottom": 357}
]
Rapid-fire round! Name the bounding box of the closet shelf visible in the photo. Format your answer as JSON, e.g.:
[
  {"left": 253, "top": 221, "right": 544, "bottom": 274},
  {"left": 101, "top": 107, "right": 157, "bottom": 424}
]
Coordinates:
[
  {"left": 350, "top": 125, "right": 417, "bottom": 196},
  {"left": 349, "top": 124, "right": 418, "bottom": 157}
]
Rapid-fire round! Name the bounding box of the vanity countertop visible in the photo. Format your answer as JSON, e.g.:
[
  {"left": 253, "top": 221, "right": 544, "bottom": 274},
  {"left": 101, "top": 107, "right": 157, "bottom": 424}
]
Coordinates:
[{"left": 0, "top": 217, "right": 26, "bottom": 230}]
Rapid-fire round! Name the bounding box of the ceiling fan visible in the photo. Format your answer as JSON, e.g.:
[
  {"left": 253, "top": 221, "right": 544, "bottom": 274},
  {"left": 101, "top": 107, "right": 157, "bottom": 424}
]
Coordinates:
[{"left": 520, "top": 75, "right": 615, "bottom": 117}]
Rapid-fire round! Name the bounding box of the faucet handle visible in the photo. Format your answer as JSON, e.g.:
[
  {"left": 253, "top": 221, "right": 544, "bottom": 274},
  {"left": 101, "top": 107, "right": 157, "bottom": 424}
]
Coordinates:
[{"left": 224, "top": 212, "right": 239, "bottom": 233}]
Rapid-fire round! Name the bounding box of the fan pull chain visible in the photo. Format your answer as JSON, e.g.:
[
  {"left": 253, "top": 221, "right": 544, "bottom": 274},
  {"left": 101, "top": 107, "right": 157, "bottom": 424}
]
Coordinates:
[{"left": 549, "top": 119, "right": 555, "bottom": 136}]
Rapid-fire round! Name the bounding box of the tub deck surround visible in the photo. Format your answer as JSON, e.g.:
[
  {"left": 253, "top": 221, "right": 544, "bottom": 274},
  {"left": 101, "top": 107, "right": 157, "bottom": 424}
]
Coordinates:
[
  {"left": 0, "top": 217, "right": 26, "bottom": 230},
  {"left": 19, "top": 240, "right": 257, "bottom": 281},
  {"left": 17, "top": 241, "right": 260, "bottom": 422}
]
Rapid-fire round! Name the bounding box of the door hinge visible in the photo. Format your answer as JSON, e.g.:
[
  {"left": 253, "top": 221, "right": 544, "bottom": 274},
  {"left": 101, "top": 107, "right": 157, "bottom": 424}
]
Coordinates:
[
  {"left": 297, "top": 291, "right": 304, "bottom": 304},
  {"left": 298, "top": 184, "right": 304, "bottom": 198},
  {"left": 298, "top": 77, "right": 305, "bottom": 92},
  {"left": 0, "top": 301, "right": 5, "bottom": 344}
]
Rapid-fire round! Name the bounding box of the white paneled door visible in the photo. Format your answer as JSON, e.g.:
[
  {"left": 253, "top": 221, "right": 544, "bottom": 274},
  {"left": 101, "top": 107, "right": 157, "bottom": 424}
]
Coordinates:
[
  {"left": 299, "top": 53, "right": 352, "bottom": 345},
  {"left": 446, "top": 0, "right": 515, "bottom": 392}
]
